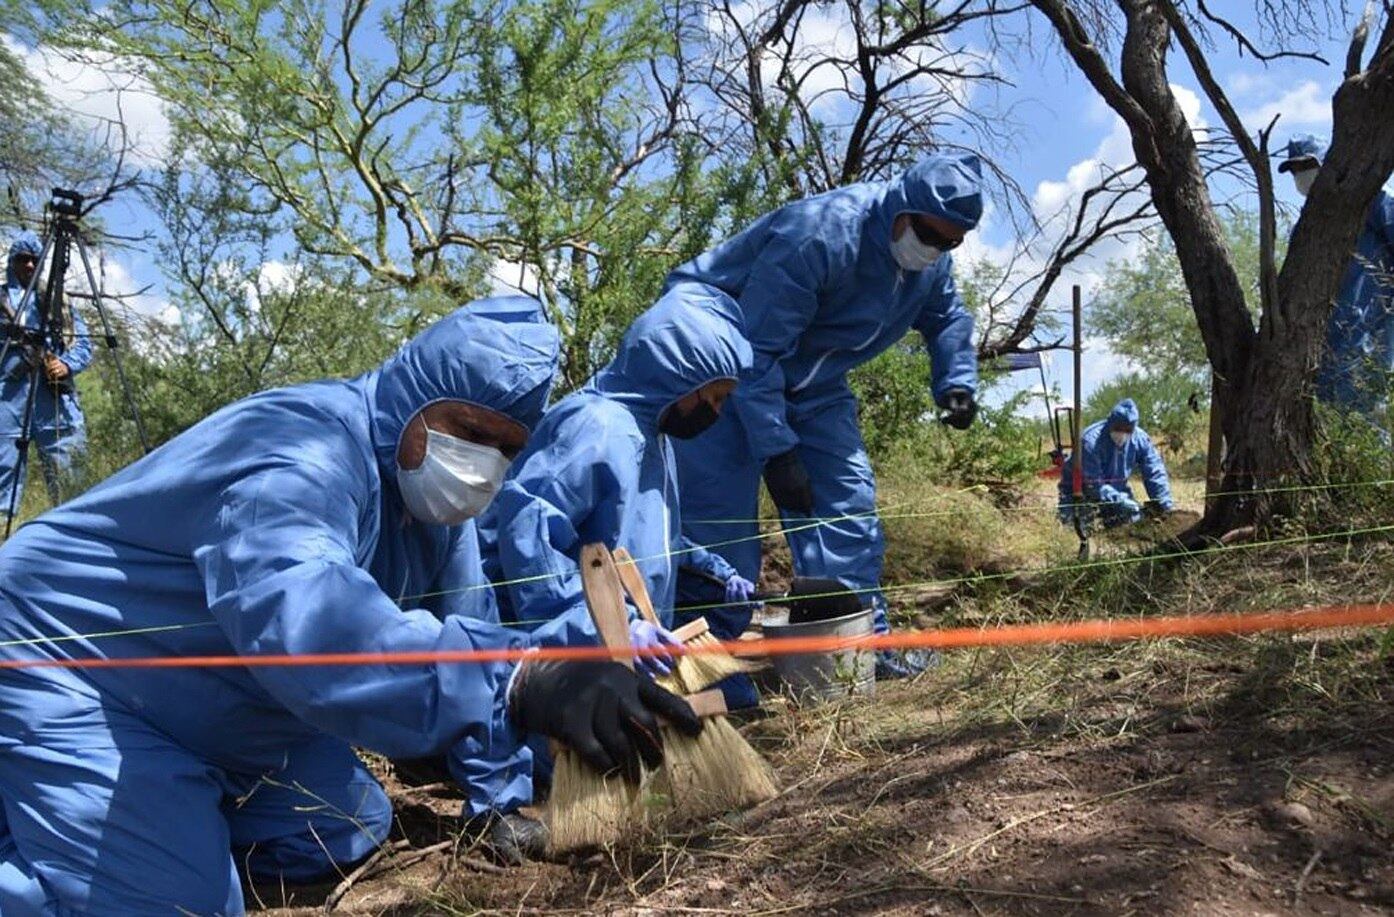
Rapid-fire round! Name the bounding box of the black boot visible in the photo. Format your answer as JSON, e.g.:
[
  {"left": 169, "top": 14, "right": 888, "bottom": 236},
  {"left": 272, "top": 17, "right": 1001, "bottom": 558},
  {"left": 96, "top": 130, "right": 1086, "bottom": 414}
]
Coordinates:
[{"left": 467, "top": 812, "right": 549, "bottom": 865}]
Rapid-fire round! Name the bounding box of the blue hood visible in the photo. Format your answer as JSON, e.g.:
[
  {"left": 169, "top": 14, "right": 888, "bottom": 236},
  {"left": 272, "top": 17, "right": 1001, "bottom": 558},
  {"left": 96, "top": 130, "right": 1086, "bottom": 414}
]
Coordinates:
[
  {"left": 1278, "top": 133, "right": 1327, "bottom": 171},
  {"left": 866, "top": 153, "right": 984, "bottom": 251},
  {"left": 584, "top": 284, "right": 753, "bottom": 431},
  {"left": 1108, "top": 398, "right": 1140, "bottom": 428},
  {"left": 6, "top": 231, "right": 41, "bottom": 288},
  {"left": 369, "top": 295, "right": 560, "bottom": 474}
]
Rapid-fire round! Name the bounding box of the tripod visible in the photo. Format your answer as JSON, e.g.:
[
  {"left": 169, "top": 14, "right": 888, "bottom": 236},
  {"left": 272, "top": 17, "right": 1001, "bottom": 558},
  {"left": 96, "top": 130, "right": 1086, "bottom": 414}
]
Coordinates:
[{"left": 1, "top": 188, "right": 150, "bottom": 537}]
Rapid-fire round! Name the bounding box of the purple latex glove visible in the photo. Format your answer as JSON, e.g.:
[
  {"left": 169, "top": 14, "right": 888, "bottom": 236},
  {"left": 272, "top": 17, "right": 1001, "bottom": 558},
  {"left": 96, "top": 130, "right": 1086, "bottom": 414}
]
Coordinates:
[
  {"left": 628, "top": 619, "right": 682, "bottom": 677},
  {"left": 725, "top": 574, "right": 757, "bottom": 605}
]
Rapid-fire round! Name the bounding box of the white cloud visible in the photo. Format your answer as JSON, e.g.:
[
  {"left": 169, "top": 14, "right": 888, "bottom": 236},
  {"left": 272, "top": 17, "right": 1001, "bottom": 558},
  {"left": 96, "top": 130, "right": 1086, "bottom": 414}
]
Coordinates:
[
  {"left": 487, "top": 257, "right": 542, "bottom": 298},
  {"left": 771, "top": 7, "right": 858, "bottom": 112},
  {"left": 3, "top": 36, "right": 171, "bottom": 165},
  {"left": 1170, "top": 83, "right": 1209, "bottom": 134},
  {"left": 238, "top": 259, "right": 306, "bottom": 314},
  {"left": 1226, "top": 71, "right": 1274, "bottom": 99},
  {"left": 1021, "top": 83, "right": 1205, "bottom": 295},
  {"left": 86, "top": 251, "right": 169, "bottom": 320},
  {"left": 701, "top": 3, "right": 981, "bottom": 121},
  {"left": 255, "top": 260, "right": 299, "bottom": 297},
  {"left": 971, "top": 86, "right": 1216, "bottom": 408},
  {"left": 1240, "top": 80, "right": 1330, "bottom": 132}
]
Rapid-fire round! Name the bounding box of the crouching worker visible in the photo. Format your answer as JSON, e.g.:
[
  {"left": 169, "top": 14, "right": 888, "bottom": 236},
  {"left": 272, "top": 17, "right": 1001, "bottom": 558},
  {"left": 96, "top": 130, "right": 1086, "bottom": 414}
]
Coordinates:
[
  {"left": 0, "top": 299, "right": 700, "bottom": 916},
  {"left": 473, "top": 283, "right": 751, "bottom": 809},
  {"left": 480, "top": 283, "right": 753, "bottom": 651},
  {"left": 1058, "top": 397, "right": 1174, "bottom": 528}
]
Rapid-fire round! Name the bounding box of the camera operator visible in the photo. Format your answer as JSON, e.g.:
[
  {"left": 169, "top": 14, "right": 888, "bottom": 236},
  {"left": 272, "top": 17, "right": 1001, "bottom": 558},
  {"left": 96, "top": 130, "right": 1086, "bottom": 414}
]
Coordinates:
[{"left": 1, "top": 231, "right": 90, "bottom": 519}]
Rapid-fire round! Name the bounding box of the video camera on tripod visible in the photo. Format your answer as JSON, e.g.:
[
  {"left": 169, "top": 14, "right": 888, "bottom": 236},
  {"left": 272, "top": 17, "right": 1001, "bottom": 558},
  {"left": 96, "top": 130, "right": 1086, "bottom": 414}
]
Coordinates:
[{"left": 1, "top": 187, "right": 149, "bottom": 536}]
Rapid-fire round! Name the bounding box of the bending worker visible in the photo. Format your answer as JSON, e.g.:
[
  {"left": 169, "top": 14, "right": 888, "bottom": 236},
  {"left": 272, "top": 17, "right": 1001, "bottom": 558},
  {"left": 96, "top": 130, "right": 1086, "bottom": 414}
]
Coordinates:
[
  {"left": 470, "top": 284, "right": 753, "bottom": 855},
  {"left": 0, "top": 299, "right": 700, "bottom": 915},
  {"left": 1058, "top": 398, "right": 1173, "bottom": 528},
  {"left": 1, "top": 231, "right": 92, "bottom": 516},
  {"left": 1278, "top": 134, "right": 1394, "bottom": 419},
  {"left": 666, "top": 152, "right": 983, "bottom": 692},
  {"left": 480, "top": 282, "right": 754, "bottom": 652}
]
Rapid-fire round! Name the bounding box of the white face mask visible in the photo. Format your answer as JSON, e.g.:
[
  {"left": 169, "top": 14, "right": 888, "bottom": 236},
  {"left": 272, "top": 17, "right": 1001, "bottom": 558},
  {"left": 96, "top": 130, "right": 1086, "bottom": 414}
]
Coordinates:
[
  {"left": 1110, "top": 430, "right": 1130, "bottom": 448},
  {"left": 396, "top": 428, "right": 509, "bottom": 525},
  {"left": 890, "top": 226, "right": 942, "bottom": 272},
  {"left": 1292, "top": 168, "right": 1317, "bottom": 198}
]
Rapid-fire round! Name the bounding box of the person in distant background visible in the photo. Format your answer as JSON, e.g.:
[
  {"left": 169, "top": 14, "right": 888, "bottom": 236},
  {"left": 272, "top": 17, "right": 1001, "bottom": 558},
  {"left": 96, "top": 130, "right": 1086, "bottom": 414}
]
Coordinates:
[
  {"left": 0, "top": 231, "right": 92, "bottom": 515},
  {"left": 1058, "top": 398, "right": 1173, "bottom": 528}
]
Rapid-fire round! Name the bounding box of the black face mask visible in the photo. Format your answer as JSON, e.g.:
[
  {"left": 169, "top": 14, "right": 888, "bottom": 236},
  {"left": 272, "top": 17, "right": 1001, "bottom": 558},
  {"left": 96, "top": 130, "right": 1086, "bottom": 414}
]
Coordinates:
[{"left": 659, "top": 400, "right": 719, "bottom": 439}]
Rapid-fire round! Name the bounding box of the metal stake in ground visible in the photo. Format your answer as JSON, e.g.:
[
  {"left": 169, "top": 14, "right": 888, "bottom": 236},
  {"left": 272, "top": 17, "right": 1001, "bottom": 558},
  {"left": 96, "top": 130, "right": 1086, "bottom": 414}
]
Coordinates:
[
  {"left": 3, "top": 189, "right": 151, "bottom": 537},
  {"left": 1071, "top": 283, "right": 1089, "bottom": 561}
]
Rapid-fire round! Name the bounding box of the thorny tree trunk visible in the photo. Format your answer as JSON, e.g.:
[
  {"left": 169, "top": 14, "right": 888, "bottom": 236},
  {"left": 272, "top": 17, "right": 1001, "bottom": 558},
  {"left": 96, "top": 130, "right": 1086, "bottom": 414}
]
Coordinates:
[
  {"left": 1113, "top": 0, "right": 1255, "bottom": 519},
  {"left": 1032, "top": 0, "right": 1394, "bottom": 536}
]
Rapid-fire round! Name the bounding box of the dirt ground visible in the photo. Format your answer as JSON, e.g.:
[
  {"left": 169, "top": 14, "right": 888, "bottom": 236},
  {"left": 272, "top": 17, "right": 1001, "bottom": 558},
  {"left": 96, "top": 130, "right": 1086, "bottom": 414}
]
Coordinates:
[
  {"left": 251, "top": 633, "right": 1394, "bottom": 916},
  {"left": 250, "top": 482, "right": 1394, "bottom": 915}
]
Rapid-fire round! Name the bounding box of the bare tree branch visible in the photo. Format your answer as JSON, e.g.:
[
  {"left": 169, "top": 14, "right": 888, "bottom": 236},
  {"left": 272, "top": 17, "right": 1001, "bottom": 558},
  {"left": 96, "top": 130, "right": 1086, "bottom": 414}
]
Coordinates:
[
  {"left": 1156, "top": 0, "right": 1280, "bottom": 319},
  {"left": 1195, "top": 0, "right": 1328, "bottom": 64},
  {"left": 1347, "top": 0, "right": 1377, "bottom": 76}
]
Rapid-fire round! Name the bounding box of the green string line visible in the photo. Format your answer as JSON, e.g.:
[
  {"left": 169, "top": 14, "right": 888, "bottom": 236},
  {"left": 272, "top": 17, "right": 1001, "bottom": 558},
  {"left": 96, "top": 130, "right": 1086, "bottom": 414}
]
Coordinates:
[
  {"left": 0, "top": 621, "right": 221, "bottom": 649},
  {"left": 397, "top": 476, "right": 1394, "bottom": 607},
  {"left": 684, "top": 477, "right": 1394, "bottom": 525},
  {"left": 651, "top": 520, "right": 1394, "bottom": 616},
  {"left": 5, "top": 479, "right": 1392, "bottom": 650}
]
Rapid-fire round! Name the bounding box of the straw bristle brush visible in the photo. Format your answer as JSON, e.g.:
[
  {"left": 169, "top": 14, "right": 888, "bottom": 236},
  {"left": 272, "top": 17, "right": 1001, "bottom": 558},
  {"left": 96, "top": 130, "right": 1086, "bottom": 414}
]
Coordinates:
[
  {"left": 546, "top": 746, "right": 640, "bottom": 854},
  {"left": 544, "top": 544, "right": 648, "bottom": 853},
  {"left": 611, "top": 548, "right": 778, "bottom": 816},
  {"left": 669, "top": 616, "right": 762, "bottom": 691}
]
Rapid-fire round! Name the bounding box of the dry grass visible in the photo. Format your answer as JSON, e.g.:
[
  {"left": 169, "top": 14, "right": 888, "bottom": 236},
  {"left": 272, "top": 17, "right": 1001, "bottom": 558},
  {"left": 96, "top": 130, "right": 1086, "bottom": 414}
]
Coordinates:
[{"left": 255, "top": 468, "right": 1394, "bottom": 914}]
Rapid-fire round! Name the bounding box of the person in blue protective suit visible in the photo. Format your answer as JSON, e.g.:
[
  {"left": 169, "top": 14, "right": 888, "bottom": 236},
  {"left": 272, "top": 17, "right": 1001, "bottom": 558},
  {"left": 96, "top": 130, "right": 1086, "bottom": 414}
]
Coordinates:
[
  {"left": 1057, "top": 398, "right": 1174, "bottom": 528},
  {"left": 1278, "top": 134, "right": 1394, "bottom": 419},
  {"left": 0, "top": 232, "right": 92, "bottom": 516},
  {"left": 0, "top": 297, "right": 701, "bottom": 915},
  {"left": 664, "top": 152, "right": 982, "bottom": 698},
  {"left": 479, "top": 282, "right": 755, "bottom": 662}
]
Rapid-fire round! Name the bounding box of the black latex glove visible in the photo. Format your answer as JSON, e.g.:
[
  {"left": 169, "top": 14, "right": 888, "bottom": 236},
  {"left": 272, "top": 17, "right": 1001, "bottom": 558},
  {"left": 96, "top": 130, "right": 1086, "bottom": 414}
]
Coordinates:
[
  {"left": 509, "top": 659, "right": 701, "bottom": 782},
  {"left": 938, "top": 387, "right": 978, "bottom": 430},
  {"left": 763, "top": 448, "right": 814, "bottom": 514}
]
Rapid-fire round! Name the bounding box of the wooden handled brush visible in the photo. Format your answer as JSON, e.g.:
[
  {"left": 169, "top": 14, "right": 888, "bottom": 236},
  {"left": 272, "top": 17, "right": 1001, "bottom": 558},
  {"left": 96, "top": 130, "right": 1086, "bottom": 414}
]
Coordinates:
[
  {"left": 550, "top": 544, "right": 739, "bottom": 854},
  {"left": 546, "top": 543, "right": 646, "bottom": 854},
  {"left": 610, "top": 546, "right": 762, "bottom": 692},
  {"left": 579, "top": 543, "right": 637, "bottom": 668}
]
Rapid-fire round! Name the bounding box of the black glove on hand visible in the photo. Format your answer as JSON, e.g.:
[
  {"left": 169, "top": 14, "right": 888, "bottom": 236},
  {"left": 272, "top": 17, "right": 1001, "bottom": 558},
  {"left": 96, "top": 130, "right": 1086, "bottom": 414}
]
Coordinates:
[
  {"left": 938, "top": 388, "right": 978, "bottom": 430},
  {"left": 763, "top": 448, "right": 814, "bottom": 514},
  {"left": 509, "top": 659, "right": 701, "bottom": 782}
]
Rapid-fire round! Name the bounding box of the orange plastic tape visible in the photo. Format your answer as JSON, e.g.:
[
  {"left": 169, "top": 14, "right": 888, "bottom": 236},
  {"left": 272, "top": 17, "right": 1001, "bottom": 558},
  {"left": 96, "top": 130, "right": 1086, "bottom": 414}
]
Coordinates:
[{"left": 2, "top": 602, "right": 1392, "bottom": 671}]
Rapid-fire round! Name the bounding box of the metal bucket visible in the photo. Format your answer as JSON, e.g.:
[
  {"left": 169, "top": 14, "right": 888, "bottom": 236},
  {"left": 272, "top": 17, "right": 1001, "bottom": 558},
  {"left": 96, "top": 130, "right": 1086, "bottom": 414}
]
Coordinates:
[{"left": 763, "top": 607, "right": 875, "bottom": 704}]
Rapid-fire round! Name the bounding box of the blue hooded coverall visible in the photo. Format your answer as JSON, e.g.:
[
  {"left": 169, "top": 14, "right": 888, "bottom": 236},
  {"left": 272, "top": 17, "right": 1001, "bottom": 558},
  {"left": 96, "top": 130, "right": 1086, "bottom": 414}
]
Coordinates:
[
  {"left": 0, "top": 297, "right": 558, "bottom": 915},
  {"left": 664, "top": 153, "right": 982, "bottom": 655},
  {"left": 1280, "top": 135, "right": 1394, "bottom": 417},
  {"left": 478, "top": 283, "right": 753, "bottom": 646},
  {"left": 1057, "top": 398, "right": 1173, "bottom": 527},
  {"left": 1, "top": 232, "right": 92, "bottom": 513}
]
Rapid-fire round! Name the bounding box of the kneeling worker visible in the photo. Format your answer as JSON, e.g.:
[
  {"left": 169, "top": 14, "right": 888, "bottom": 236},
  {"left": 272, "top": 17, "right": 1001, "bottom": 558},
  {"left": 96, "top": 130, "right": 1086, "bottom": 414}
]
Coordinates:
[
  {"left": 0, "top": 299, "right": 699, "bottom": 915},
  {"left": 1058, "top": 397, "right": 1174, "bottom": 528}
]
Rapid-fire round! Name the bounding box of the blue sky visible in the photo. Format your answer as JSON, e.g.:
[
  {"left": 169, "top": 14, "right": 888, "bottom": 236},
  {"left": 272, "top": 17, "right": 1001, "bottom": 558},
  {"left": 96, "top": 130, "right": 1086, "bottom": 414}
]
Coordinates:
[{"left": 4, "top": 1, "right": 1370, "bottom": 413}]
